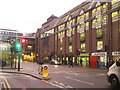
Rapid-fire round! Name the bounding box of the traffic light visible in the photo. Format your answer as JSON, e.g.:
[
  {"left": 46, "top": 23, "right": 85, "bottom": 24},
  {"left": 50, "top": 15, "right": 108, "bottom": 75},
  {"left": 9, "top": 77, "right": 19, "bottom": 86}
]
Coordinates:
[
  {"left": 16, "top": 43, "right": 21, "bottom": 49},
  {"left": 21, "top": 38, "right": 26, "bottom": 44},
  {"left": 76, "top": 49, "right": 81, "bottom": 56}
]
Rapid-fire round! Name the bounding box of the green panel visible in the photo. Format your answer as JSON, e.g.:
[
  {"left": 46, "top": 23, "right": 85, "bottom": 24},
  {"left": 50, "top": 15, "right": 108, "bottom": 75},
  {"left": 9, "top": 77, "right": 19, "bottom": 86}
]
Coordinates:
[{"left": 80, "top": 53, "right": 89, "bottom": 56}]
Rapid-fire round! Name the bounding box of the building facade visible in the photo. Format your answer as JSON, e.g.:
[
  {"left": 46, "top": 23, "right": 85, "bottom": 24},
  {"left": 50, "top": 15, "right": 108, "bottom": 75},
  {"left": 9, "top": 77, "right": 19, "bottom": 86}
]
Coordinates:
[
  {"left": 22, "top": 33, "right": 35, "bottom": 62},
  {"left": 35, "top": 1, "right": 120, "bottom": 68}
]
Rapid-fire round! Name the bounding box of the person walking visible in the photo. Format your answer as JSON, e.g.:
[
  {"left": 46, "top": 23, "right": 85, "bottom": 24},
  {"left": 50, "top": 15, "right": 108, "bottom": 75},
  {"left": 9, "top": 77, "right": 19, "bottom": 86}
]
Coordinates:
[
  {"left": 37, "top": 59, "right": 44, "bottom": 74},
  {"left": 80, "top": 59, "right": 82, "bottom": 66},
  {"left": 70, "top": 58, "right": 73, "bottom": 67}
]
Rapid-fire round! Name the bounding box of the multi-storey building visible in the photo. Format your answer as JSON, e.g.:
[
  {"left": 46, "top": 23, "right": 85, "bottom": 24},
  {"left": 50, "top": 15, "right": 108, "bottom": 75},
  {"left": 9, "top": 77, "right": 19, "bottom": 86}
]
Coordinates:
[
  {"left": 35, "top": 1, "right": 120, "bottom": 68},
  {"left": 22, "top": 33, "right": 35, "bottom": 62},
  {"left": 0, "top": 29, "right": 23, "bottom": 60}
]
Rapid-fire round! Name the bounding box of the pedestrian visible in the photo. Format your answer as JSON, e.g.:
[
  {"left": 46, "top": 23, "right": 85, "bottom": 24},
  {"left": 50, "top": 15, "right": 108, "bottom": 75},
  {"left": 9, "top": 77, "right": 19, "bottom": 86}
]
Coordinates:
[
  {"left": 70, "top": 58, "right": 73, "bottom": 67},
  {"left": 38, "top": 59, "right": 44, "bottom": 74},
  {"left": 80, "top": 59, "right": 82, "bottom": 66}
]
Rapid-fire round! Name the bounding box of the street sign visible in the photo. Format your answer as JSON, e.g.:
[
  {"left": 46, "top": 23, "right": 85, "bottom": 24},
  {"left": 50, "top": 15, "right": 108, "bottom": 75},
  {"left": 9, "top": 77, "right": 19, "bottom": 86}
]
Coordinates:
[{"left": 43, "top": 65, "right": 48, "bottom": 77}]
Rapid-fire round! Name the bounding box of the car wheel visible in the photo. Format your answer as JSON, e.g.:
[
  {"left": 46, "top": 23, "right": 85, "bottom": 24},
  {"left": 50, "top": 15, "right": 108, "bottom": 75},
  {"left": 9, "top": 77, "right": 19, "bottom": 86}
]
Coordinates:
[{"left": 110, "top": 75, "right": 119, "bottom": 88}]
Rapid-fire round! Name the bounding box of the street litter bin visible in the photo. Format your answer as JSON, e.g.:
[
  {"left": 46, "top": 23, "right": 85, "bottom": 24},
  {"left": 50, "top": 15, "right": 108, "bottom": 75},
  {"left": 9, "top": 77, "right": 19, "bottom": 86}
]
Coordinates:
[{"left": 43, "top": 65, "right": 48, "bottom": 77}]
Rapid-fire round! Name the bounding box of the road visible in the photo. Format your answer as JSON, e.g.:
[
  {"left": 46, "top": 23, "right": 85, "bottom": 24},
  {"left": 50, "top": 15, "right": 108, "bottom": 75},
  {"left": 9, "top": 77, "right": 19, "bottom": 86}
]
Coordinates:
[{"left": 0, "top": 62, "right": 116, "bottom": 89}]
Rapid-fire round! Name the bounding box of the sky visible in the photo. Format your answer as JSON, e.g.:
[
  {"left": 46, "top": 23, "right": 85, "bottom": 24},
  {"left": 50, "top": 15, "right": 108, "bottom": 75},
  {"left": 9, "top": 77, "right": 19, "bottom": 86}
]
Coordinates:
[{"left": 0, "top": 0, "right": 85, "bottom": 34}]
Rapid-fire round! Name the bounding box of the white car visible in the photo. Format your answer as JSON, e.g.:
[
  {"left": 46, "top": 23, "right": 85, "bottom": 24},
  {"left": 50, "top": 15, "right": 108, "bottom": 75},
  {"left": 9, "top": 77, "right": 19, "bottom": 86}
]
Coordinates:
[{"left": 107, "top": 61, "right": 120, "bottom": 88}]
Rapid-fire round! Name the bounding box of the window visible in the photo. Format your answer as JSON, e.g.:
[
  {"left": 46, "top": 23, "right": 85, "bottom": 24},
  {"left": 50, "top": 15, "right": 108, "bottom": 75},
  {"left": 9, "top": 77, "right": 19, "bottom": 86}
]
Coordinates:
[
  {"left": 103, "top": 15, "right": 107, "bottom": 20},
  {"left": 97, "top": 41, "right": 103, "bottom": 50},
  {"left": 97, "top": 17, "right": 102, "bottom": 22},
  {"left": 28, "top": 46, "right": 32, "bottom": 50},
  {"left": 86, "top": 12, "right": 89, "bottom": 16},
  {"left": 69, "top": 46, "right": 72, "bottom": 53},
  {"left": 112, "top": 11, "right": 118, "bottom": 17},
  {"left": 103, "top": 3, "right": 107, "bottom": 8},
  {"left": 58, "top": 33, "right": 60, "bottom": 36},
  {"left": 92, "top": 19, "right": 96, "bottom": 24},
  {"left": 68, "top": 36, "right": 72, "bottom": 45},
  {"left": 77, "top": 25, "right": 80, "bottom": 30},
  {"left": 92, "top": 9, "right": 96, "bottom": 14},
  {"left": 81, "top": 43, "right": 85, "bottom": 52},
  {"left": 86, "top": 22, "right": 89, "bottom": 27},
  {"left": 97, "top": 6, "right": 102, "bottom": 11},
  {"left": 81, "top": 23, "right": 85, "bottom": 28},
  {"left": 96, "top": 28, "right": 102, "bottom": 38},
  {"left": 81, "top": 14, "right": 84, "bottom": 18},
  {"left": 60, "top": 39, "right": 62, "bottom": 45},
  {"left": 60, "top": 47, "right": 62, "bottom": 53},
  {"left": 80, "top": 33, "right": 85, "bottom": 41},
  {"left": 77, "top": 16, "right": 80, "bottom": 20},
  {"left": 111, "top": 0, "right": 118, "bottom": 5}
]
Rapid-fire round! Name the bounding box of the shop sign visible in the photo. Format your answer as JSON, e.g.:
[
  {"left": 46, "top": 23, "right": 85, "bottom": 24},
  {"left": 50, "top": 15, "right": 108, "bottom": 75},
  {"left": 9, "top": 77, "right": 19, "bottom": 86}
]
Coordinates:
[
  {"left": 80, "top": 53, "right": 89, "bottom": 56},
  {"left": 92, "top": 52, "right": 107, "bottom": 56},
  {"left": 112, "top": 51, "right": 120, "bottom": 56}
]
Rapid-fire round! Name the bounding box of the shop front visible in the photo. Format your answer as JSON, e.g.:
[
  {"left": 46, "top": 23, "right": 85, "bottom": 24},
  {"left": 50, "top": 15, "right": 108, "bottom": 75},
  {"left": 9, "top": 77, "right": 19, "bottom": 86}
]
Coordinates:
[
  {"left": 91, "top": 52, "right": 107, "bottom": 68},
  {"left": 77, "top": 53, "right": 89, "bottom": 66},
  {"left": 112, "top": 51, "right": 120, "bottom": 61}
]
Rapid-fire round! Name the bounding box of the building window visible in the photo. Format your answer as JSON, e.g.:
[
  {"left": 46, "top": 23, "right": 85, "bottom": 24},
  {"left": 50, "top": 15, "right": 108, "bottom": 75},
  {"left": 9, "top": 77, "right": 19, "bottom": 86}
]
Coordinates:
[
  {"left": 86, "top": 12, "right": 89, "bottom": 16},
  {"left": 81, "top": 23, "right": 85, "bottom": 28},
  {"left": 60, "top": 47, "right": 62, "bottom": 53},
  {"left": 77, "top": 25, "right": 80, "bottom": 30},
  {"left": 96, "top": 28, "right": 102, "bottom": 39},
  {"left": 69, "top": 46, "right": 72, "bottom": 53},
  {"left": 86, "top": 22, "right": 89, "bottom": 27},
  {"left": 111, "top": 0, "right": 118, "bottom": 5},
  {"left": 97, "top": 17, "right": 102, "bottom": 22},
  {"left": 68, "top": 36, "right": 72, "bottom": 45},
  {"left": 81, "top": 43, "right": 85, "bottom": 52},
  {"left": 60, "top": 39, "right": 62, "bottom": 45},
  {"left": 97, "top": 6, "right": 102, "bottom": 11},
  {"left": 80, "top": 33, "right": 85, "bottom": 41},
  {"left": 28, "top": 46, "right": 32, "bottom": 51},
  {"left": 92, "top": 19, "right": 96, "bottom": 24},
  {"left": 92, "top": 9, "right": 96, "bottom": 14},
  {"left": 103, "top": 3, "right": 107, "bottom": 8},
  {"left": 97, "top": 41, "right": 103, "bottom": 50},
  {"left": 112, "top": 11, "right": 118, "bottom": 17}
]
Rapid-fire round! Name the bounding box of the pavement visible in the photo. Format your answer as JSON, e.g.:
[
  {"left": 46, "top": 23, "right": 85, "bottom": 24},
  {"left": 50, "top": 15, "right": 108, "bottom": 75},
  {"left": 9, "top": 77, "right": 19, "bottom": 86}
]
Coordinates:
[{"left": 0, "top": 62, "right": 108, "bottom": 81}]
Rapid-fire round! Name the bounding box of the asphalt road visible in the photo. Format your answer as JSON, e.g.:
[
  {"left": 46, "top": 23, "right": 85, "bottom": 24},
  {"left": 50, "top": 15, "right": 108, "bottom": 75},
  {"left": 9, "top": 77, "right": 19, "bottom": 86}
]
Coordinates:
[{"left": 0, "top": 62, "right": 117, "bottom": 89}]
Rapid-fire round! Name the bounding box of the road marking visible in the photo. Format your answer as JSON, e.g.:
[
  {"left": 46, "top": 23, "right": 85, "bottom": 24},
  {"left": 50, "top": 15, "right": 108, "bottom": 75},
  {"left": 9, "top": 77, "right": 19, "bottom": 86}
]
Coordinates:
[
  {"left": 53, "top": 81, "right": 73, "bottom": 88},
  {"left": 2, "top": 77, "right": 11, "bottom": 90},
  {"left": 42, "top": 80, "right": 64, "bottom": 88},
  {"left": 65, "top": 76, "right": 95, "bottom": 86}
]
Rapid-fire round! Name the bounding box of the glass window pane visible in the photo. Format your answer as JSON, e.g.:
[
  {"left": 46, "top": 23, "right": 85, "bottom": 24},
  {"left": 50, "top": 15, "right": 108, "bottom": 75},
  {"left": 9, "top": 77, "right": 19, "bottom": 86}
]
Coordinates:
[
  {"left": 112, "top": 11, "right": 118, "bottom": 17},
  {"left": 92, "top": 9, "right": 96, "bottom": 14},
  {"left": 86, "top": 22, "right": 89, "bottom": 26}
]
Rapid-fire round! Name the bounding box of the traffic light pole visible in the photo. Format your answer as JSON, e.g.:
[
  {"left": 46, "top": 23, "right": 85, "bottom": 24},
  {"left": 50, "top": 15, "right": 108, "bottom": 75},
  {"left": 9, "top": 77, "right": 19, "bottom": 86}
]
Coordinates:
[{"left": 18, "top": 49, "right": 20, "bottom": 71}]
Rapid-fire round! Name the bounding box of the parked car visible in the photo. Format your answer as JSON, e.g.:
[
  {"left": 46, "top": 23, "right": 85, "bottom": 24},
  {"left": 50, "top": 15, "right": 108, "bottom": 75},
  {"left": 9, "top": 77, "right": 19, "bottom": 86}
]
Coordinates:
[
  {"left": 50, "top": 59, "right": 61, "bottom": 65},
  {"left": 107, "top": 61, "right": 120, "bottom": 88}
]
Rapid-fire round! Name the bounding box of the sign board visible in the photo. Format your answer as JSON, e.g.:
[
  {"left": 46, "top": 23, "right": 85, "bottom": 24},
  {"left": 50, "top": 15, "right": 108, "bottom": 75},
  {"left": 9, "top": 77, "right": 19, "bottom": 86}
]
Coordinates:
[
  {"left": 91, "top": 52, "right": 107, "bottom": 56},
  {"left": 112, "top": 51, "right": 120, "bottom": 56},
  {"left": 43, "top": 65, "right": 48, "bottom": 77}
]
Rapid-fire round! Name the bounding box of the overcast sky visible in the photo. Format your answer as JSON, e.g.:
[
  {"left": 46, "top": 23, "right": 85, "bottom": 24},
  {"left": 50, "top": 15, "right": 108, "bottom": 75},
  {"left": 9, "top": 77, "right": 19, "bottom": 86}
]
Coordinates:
[{"left": 0, "top": 0, "right": 85, "bottom": 33}]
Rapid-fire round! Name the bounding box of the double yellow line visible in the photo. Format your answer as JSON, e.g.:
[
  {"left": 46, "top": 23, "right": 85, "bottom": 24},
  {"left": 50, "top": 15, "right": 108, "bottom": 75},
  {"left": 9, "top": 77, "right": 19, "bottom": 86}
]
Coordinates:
[{"left": 2, "top": 76, "right": 11, "bottom": 90}]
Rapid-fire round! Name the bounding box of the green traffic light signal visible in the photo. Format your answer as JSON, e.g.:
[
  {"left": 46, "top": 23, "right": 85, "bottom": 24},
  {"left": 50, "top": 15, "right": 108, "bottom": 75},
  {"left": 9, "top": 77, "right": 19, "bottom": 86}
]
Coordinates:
[{"left": 16, "top": 43, "right": 21, "bottom": 49}]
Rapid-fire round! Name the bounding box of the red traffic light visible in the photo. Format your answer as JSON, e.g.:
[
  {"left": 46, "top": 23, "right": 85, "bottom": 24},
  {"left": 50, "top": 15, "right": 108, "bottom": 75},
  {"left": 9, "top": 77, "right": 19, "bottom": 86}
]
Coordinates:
[
  {"left": 79, "top": 49, "right": 81, "bottom": 52},
  {"left": 21, "top": 38, "right": 26, "bottom": 44}
]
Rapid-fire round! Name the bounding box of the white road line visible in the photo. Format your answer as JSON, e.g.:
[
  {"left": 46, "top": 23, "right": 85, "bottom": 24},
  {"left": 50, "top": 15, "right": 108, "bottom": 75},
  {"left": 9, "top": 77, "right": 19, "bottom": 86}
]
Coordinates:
[
  {"left": 42, "top": 80, "right": 64, "bottom": 88},
  {"left": 65, "top": 76, "right": 95, "bottom": 86}
]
